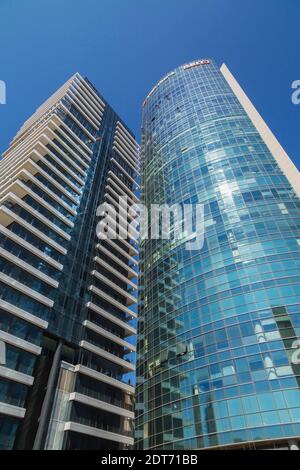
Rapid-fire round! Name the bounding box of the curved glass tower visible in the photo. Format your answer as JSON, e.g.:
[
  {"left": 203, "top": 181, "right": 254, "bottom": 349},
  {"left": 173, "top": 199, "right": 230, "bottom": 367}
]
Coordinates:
[{"left": 136, "top": 59, "right": 300, "bottom": 450}]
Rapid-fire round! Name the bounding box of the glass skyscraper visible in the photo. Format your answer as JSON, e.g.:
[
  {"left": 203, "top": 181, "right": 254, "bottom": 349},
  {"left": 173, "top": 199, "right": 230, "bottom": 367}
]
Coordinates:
[
  {"left": 0, "top": 73, "right": 139, "bottom": 449},
  {"left": 136, "top": 59, "right": 300, "bottom": 450}
]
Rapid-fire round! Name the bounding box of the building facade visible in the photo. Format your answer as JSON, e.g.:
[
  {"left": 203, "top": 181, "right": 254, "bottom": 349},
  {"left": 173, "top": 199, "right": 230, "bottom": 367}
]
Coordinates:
[
  {"left": 135, "top": 59, "right": 300, "bottom": 450},
  {"left": 0, "top": 73, "right": 139, "bottom": 449}
]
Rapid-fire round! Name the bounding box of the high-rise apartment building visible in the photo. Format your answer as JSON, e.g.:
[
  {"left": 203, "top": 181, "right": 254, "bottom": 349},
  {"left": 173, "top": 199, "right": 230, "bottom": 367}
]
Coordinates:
[
  {"left": 136, "top": 59, "right": 300, "bottom": 450},
  {"left": 0, "top": 73, "right": 139, "bottom": 449}
]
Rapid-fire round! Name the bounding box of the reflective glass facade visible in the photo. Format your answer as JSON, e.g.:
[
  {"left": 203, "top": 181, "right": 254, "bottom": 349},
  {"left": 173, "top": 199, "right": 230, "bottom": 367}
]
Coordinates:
[{"left": 136, "top": 59, "right": 300, "bottom": 449}]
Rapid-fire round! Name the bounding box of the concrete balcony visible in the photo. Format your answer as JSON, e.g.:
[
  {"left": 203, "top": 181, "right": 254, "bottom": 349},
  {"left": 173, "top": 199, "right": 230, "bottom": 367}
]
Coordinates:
[
  {"left": 69, "top": 392, "right": 134, "bottom": 419},
  {"left": 0, "top": 192, "right": 71, "bottom": 241},
  {"left": 110, "top": 158, "right": 140, "bottom": 188},
  {"left": 103, "top": 237, "right": 138, "bottom": 260},
  {"left": 0, "top": 246, "right": 59, "bottom": 288},
  {"left": 0, "top": 402, "right": 26, "bottom": 419},
  {"left": 0, "top": 329, "right": 42, "bottom": 355},
  {"left": 0, "top": 206, "right": 67, "bottom": 257},
  {"left": 91, "top": 270, "right": 136, "bottom": 306},
  {"left": 0, "top": 299, "right": 48, "bottom": 329},
  {"left": 108, "top": 171, "right": 138, "bottom": 202},
  {"left": 86, "top": 302, "right": 136, "bottom": 336},
  {"left": 0, "top": 271, "right": 54, "bottom": 308},
  {"left": 0, "top": 179, "right": 74, "bottom": 229},
  {"left": 88, "top": 285, "right": 137, "bottom": 319},
  {"left": 112, "top": 145, "right": 140, "bottom": 174},
  {"left": 83, "top": 320, "right": 136, "bottom": 352},
  {"left": 74, "top": 364, "right": 135, "bottom": 394},
  {"left": 0, "top": 365, "right": 34, "bottom": 386},
  {"left": 94, "top": 257, "right": 137, "bottom": 290},
  {"left": 96, "top": 245, "right": 137, "bottom": 279},
  {"left": 64, "top": 421, "right": 134, "bottom": 446},
  {"left": 80, "top": 340, "right": 135, "bottom": 372},
  {"left": 104, "top": 192, "right": 138, "bottom": 222}
]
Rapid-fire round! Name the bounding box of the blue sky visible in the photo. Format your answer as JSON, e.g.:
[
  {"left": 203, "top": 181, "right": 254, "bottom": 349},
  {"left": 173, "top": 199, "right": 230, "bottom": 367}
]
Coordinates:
[{"left": 0, "top": 0, "right": 299, "bottom": 169}]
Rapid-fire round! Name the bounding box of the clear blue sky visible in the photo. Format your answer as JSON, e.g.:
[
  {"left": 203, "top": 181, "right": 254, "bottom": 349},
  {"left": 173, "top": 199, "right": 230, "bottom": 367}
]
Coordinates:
[{"left": 0, "top": 0, "right": 299, "bottom": 169}]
